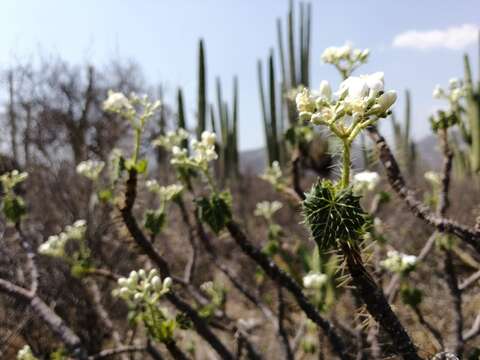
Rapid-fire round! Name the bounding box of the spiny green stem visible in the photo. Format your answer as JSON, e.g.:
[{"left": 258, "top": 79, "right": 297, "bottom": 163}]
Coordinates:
[
  {"left": 341, "top": 141, "right": 351, "bottom": 189},
  {"left": 133, "top": 128, "right": 141, "bottom": 164}
]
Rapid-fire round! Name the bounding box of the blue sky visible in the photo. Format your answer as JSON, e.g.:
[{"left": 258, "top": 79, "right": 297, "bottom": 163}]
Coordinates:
[{"left": 0, "top": 0, "right": 478, "bottom": 150}]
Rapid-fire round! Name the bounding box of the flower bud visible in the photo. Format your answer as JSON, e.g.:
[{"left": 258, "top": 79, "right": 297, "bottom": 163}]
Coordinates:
[
  {"left": 163, "top": 277, "right": 172, "bottom": 290},
  {"left": 319, "top": 80, "right": 332, "bottom": 100},
  {"left": 376, "top": 90, "right": 397, "bottom": 114},
  {"left": 151, "top": 276, "right": 162, "bottom": 290}
]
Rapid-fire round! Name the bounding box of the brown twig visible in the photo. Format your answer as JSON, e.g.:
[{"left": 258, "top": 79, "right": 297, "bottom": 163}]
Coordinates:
[
  {"left": 438, "top": 127, "right": 463, "bottom": 356},
  {"left": 176, "top": 198, "right": 197, "bottom": 283},
  {"left": 225, "top": 220, "right": 352, "bottom": 360},
  {"left": 367, "top": 127, "right": 480, "bottom": 253},
  {"left": 0, "top": 278, "right": 87, "bottom": 359},
  {"left": 459, "top": 269, "right": 480, "bottom": 291},
  {"left": 340, "top": 243, "right": 421, "bottom": 360},
  {"left": 88, "top": 345, "right": 147, "bottom": 359},
  {"left": 292, "top": 148, "right": 306, "bottom": 200},
  {"left": 412, "top": 306, "right": 444, "bottom": 349},
  {"left": 119, "top": 169, "right": 234, "bottom": 360},
  {"left": 277, "top": 286, "right": 294, "bottom": 360}
]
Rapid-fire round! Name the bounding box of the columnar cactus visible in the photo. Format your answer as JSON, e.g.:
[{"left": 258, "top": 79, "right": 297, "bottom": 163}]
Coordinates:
[{"left": 462, "top": 34, "right": 480, "bottom": 172}]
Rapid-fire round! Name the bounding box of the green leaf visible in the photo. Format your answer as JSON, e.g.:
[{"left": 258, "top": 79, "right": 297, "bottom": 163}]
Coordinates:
[
  {"left": 2, "top": 195, "right": 26, "bottom": 223},
  {"left": 302, "top": 180, "right": 367, "bottom": 250},
  {"left": 400, "top": 285, "right": 423, "bottom": 308},
  {"left": 144, "top": 210, "right": 166, "bottom": 235},
  {"left": 135, "top": 159, "right": 149, "bottom": 174},
  {"left": 110, "top": 152, "right": 126, "bottom": 183},
  {"left": 98, "top": 188, "right": 113, "bottom": 203},
  {"left": 196, "top": 192, "right": 232, "bottom": 234},
  {"left": 175, "top": 313, "right": 193, "bottom": 330}
]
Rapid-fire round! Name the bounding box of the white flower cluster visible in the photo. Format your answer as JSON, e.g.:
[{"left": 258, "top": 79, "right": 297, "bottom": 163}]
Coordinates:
[
  {"left": 190, "top": 131, "right": 218, "bottom": 167},
  {"left": 113, "top": 269, "right": 172, "bottom": 306},
  {"left": 76, "top": 160, "right": 105, "bottom": 181},
  {"left": 303, "top": 271, "right": 328, "bottom": 289},
  {"left": 260, "top": 161, "right": 284, "bottom": 190},
  {"left": 296, "top": 72, "right": 397, "bottom": 130},
  {"left": 145, "top": 180, "right": 184, "bottom": 201},
  {"left": 353, "top": 171, "right": 380, "bottom": 193},
  {"left": 153, "top": 128, "right": 189, "bottom": 150},
  {"left": 38, "top": 220, "right": 87, "bottom": 258},
  {"left": 170, "top": 131, "right": 218, "bottom": 171},
  {"left": 321, "top": 43, "right": 369, "bottom": 76},
  {"left": 103, "top": 90, "right": 161, "bottom": 129},
  {"left": 424, "top": 171, "right": 442, "bottom": 187},
  {"left": 0, "top": 170, "right": 28, "bottom": 192},
  {"left": 17, "top": 345, "right": 37, "bottom": 360},
  {"left": 380, "top": 250, "right": 417, "bottom": 274},
  {"left": 254, "top": 201, "right": 283, "bottom": 220},
  {"left": 322, "top": 43, "right": 369, "bottom": 64},
  {"left": 433, "top": 78, "right": 465, "bottom": 105},
  {"left": 103, "top": 90, "right": 133, "bottom": 113}
]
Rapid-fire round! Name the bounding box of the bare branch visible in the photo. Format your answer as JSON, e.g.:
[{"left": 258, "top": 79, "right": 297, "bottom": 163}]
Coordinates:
[{"left": 367, "top": 127, "right": 480, "bottom": 253}]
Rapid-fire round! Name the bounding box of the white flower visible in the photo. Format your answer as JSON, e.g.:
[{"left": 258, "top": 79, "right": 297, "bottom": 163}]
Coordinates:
[
  {"left": 432, "top": 80, "right": 464, "bottom": 106},
  {"left": 38, "top": 220, "right": 87, "bottom": 258},
  {"left": 201, "top": 131, "right": 217, "bottom": 146},
  {"left": 103, "top": 90, "right": 132, "bottom": 113},
  {"left": 303, "top": 272, "right": 327, "bottom": 289},
  {"left": 153, "top": 128, "right": 189, "bottom": 150},
  {"left": 424, "top": 171, "right": 441, "bottom": 186},
  {"left": 296, "top": 88, "right": 316, "bottom": 114},
  {"left": 449, "top": 77, "right": 460, "bottom": 88},
  {"left": 260, "top": 161, "right": 284, "bottom": 189},
  {"left": 321, "top": 43, "right": 369, "bottom": 67},
  {"left": 376, "top": 91, "right": 398, "bottom": 113},
  {"left": 145, "top": 179, "right": 161, "bottom": 193},
  {"left": 319, "top": 80, "right": 332, "bottom": 100},
  {"left": 353, "top": 171, "right": 380, "bottom": 192},
  {"left": 432, "top": 85, "right": 444, "bottom": 99},
  {"left": 159, "top": 184, "right": 184, "bottom": 201},
  {"left": 362, "top": 72, "right": 384, "bottom": 94},
  {"left": 321, "top": 47, "right": 338, "bottom": 63},
  {"left": 113, "top": 269, "right": 170, "bottom": 305},
  {"left": 191, "top": 131, "right": 218, "bottom": 169},
  {"left": 76, "top": 160, "right": 105, "bottom": 181},
  {"left": 380, "top": 250, "right": 417, "bottom": 273},
  {"left": 38, "top": 234, "right": 68, "bottom": 258},
  {"left": 0, "top": 170, "right": 28, "bottom": 192},
  {"left": 17, "top": 345, "right": 38, "bottom": 360},
  {"left": 254, "top": 201, "right": 283, "bottom": 220},
  {"left": 297, "top": 72, "right": 396, "bottom": 132}
]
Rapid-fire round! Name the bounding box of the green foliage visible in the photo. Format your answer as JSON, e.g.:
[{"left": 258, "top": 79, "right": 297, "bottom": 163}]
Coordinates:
[
  {"left": 97, "top": 188, "right": 113, "bottom": 203},
  {"left": 175, "top": 313, "right": 193, "bottom": 330},
  {"left": 400, "top": 285, "right": 423, "bottom": 308},
  {"left": 196, "top": 192, "right": 232, "bottom": 234},
  {"left": 198, "top": 282, "right": 226, "bottom": 319},
  {"left": 144, "top": 209, "right": 166, "bottom": 235},
  {"left": 125, "top": 158, "right": 148, "bottom": 174},
  {"left": 142, "top": 305, "right": 176, "bottom": 343},
  {"left": 49, "top": 347, "right": 67, "bottom": 360},
  {"left": 467, "top": 348, "right": 480, "bottom": 360},
  {"left": 2, "top": 195, "right": 26, "bottom": 223},
  {"left": 302, "top": 180, "right": 367, "bottom": 250}
]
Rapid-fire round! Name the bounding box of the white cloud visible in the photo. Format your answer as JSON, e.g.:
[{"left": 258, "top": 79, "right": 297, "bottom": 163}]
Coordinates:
[{"left": 393, "top": 24, "right": 478, "bottom": 50}]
